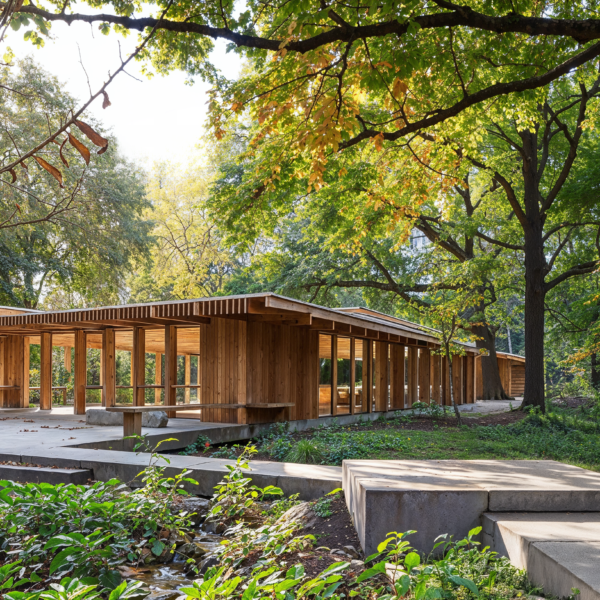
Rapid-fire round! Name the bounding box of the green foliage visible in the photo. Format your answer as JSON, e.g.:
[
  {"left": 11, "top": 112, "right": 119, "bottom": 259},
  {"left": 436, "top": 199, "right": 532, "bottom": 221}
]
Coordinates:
[
  {"left": 284, "top": 439, "right": 324, "bottom": 464},
  {"left": 206, "top": 446, "right": 282, "bottom": 524},
  {"left": 260, "top": 494, "right": 301, "bottom": 522},
  {"left": 180, "top": 434, "right": 213, "bottom": 456}
]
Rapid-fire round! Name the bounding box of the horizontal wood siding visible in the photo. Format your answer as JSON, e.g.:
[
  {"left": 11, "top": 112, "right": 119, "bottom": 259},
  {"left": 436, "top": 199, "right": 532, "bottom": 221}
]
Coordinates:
[{"left": 510, "top": 363, "right": 525, "bottom": 396}]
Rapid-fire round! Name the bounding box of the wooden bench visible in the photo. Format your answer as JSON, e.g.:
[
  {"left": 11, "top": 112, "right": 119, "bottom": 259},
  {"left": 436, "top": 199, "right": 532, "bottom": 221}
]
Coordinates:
[{"left": 107, "top": 403, "right": 294, "bottom": 450}]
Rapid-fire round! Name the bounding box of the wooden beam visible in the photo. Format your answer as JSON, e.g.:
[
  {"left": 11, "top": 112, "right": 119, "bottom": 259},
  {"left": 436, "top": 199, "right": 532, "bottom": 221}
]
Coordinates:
[
  {"left": 132, "top": 327, "right": 146, "bottom": 406},
  {"left": 40, "top": 332, "right": 52, "bottom": 410},
  {"left": 466, "top": 354, "right": 475, "bottom": 404},
  {"left": 363, "top": 339, "right": 372, "bottom": 413},
  {"left": 74, "top": 330, "right": 86, "bottom": 415},
  {"left": 164, "top": 325, "right": 177, "bottom": 416},
  {"left": 311, "top": 318, "right": 335, "bottom": 330},
  {"left": 155, "top": 353, "right": 162, "bottom": 405},
  {"left": 102, "top": 328, "right": 116, "bottom": 407}
]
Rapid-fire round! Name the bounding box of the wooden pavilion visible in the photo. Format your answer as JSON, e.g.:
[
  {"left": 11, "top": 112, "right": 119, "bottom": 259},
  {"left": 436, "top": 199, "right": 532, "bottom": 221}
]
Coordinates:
[{"left": 0, "top": 294, "right": 524, "bottom": 423}]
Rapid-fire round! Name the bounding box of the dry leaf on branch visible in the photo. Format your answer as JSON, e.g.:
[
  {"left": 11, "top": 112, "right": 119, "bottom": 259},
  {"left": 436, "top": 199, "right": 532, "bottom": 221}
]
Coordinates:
[
  {"left": 34, "top": 156, "right": 63, "bottom": 188},
  {"left": 102, "top": 91, "right": 111, "bottom": 109},
  {"left": 74, "top": 120, "right": 109, "bottom": 154},
  {"left": 59, "top": 138, "right": 69, "bottom": 167},
  {"left": 68, "top": 133, "right": 90, "bottom": 165},
  {"left": 9, "top": 169, "right": 16, "bottom": 184}
]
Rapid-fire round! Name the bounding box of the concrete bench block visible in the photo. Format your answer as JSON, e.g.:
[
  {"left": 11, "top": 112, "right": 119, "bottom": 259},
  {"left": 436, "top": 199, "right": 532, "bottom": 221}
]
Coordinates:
[
  {"left": 483, "top": 513, "right": 600, "bottom": 600},
  {"left": 86, "top": 409, "right": 168, "bottom": 428},
  {"left": 0, "top": 464, "right": 92, "bottom": 485},
  {"left": 350, "top": 477, "right": 488, "bottom": 556}
]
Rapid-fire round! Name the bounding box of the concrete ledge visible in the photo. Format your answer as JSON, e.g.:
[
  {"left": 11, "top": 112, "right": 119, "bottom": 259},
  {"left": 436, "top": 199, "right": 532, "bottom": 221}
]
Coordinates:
[
  {"left": 0, "top": 464, "right": 92, "bottom": 485},
  {"left": 344, "top": 460, "right": 600, "bottom": 558},
  {"left": 483, "top": 513, "right": 600, "bottom": 600}
]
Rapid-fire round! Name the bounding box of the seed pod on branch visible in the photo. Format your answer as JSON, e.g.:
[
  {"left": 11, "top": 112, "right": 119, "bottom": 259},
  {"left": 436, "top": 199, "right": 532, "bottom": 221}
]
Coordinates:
[
  {"left": 34, "top": 156, "right": 63, "bottom": 188},
  {"left": 74, "top": 120, "right": 109, "bottom": 154},
  {"left": 68, "top": 133, "right": 90, "bottom": 165}
]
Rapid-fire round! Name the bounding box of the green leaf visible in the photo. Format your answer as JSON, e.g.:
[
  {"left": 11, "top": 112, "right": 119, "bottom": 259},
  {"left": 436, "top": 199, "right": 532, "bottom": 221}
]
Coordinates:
[
  {"left": 151, "top": 540, "right": 165, "bottom": 556},
  {"left": 99, "top": 570, "right": 122, "bottom": 590},
  {"left": 404, "top": 552, "right": 421, "bottom": 571},
  {"left": 449, "top": 575, "right": 479, "bottom": 595}
]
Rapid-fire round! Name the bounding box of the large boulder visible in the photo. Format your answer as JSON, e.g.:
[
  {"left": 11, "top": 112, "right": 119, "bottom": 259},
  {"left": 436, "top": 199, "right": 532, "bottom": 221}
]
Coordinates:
[{"left": 86, "top": 409, "right": 168, "bottom": 428}]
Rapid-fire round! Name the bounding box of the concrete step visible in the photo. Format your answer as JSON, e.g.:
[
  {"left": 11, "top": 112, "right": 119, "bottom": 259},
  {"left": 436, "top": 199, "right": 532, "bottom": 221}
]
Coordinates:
[
  {"left": 483, "top": 513, "right": 600, "bottom": 600},
  {"left": 0, "top": 464, "right": 92, "bottom": 485},
  {"left": 342, "top": 460, "right": 600, "bottom": 556}
]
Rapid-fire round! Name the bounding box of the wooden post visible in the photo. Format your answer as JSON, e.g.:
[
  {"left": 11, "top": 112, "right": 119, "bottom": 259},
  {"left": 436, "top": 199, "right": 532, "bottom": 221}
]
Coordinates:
[
  {"left": 40, "top": 332, "right": 52, "bottom": 410},
  {"left": 132, "top": 327, "right": 146, "bottom": 406},
  {"left": 102, "top": 328, "right": 116, "bottom": 407},
  {"left": 164, "top": 325, "right": 177, "bottom": 417},
  {"left": 64, "top": 346, "right": 72, "bottom": 373},
  {"left": 155, "top": 353, "right": 162, "bottom": 405},
  {"left": 432, "top": 352, "right": 442, "bottom": 405},
  {"left": 390, "top": 344, "right": 405, "bottom": 409},
  {"left": 452, "top": 355, "right": 463, "bottom": 404},
  {"left": 331, "top": 335, "right": 338, "bottom": 416},
  {"left": 363, "top": 340, "right": 372, "bottom": 413},
  {"left": 375, "top": 341, "right": 388, "bottom": 412},
  {"left": 349, "top": 338, "right": 356, "bottom": 415},
  {"left": 184, "top": 354, "right": 191, "bottom": 404},
  {"left": 123, "top": 413, "right": 142, "bottom": 451},
  {"left": 418, "top": 348, "right": 431, "bottom": 404},
  {"left": 74, "top": 330, "right": 86, "bottom": 415},
  {"left": 466, "top": 354, "right": 475, "bottom": 404},
  {"left": 407, "top": 346, "right": 418, "bottom": 407},
  {"left": 23, "top": 338, "right": 30, "bottom": 408}
]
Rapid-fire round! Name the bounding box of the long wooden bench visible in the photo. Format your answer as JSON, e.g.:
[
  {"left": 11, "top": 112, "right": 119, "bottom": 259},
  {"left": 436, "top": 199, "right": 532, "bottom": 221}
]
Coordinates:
[{"left": 106, "top": 403, "right": 294, "bottom": 450}]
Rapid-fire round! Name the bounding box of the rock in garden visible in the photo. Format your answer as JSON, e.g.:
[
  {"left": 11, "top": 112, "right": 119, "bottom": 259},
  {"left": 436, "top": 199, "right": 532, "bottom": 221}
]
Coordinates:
[
  {"left": 342, "top": 545, "right": 360, "bottom": 558},
  {"left": 177, "top": 542, "right": 208, "bottom": 560},
  {"left": 350, "top": 560, "right": 364, "bottom": 572},
  {"left": 199, "top": 556, "right": 219, "bottom": 575},
  {"left": 86, "top": 409, "right": 168, "bottom": 428},
  {"left": 276, "top": 502, "right": 320, "bottom": 531},
  {"left": 178, "top": 496, "right": 210, "bottom": 526}
]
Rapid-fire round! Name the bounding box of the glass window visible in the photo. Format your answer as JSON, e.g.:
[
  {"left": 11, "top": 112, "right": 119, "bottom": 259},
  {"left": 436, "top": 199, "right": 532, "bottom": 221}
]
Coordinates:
[
  {"left": 354, "top": 339, "right": 364, "bottom": 413},
  {"left": 319, "top": 334, "right": 333, "bottom": 416}
]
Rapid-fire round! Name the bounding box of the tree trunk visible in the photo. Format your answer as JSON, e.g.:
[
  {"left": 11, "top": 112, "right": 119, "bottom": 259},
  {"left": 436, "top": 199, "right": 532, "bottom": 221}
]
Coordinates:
[
  {"left": 521, "top": 222, "right": 546, "bottom": 408},
  {"left": 473, "top": 324, "right": 510, "bottom": 399},
  {"left": 445, "top": 343, "right": 462, "bottom": 424}
]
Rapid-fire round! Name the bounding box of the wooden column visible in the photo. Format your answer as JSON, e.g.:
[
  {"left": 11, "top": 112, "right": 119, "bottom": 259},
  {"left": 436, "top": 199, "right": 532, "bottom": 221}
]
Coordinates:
[
  {"left": 390, "top": 344, "right": 405, "bottom": 409},
  {"left": 74, "top": 330, "right": 86, "bottom": 415},
  {"left": 132, "top": 327, "right": 146, "bottom": 406},
  {"left": 432, "top": 352, "right": 442, "bottom": 405},
  {"left": 155, "top": 353, "right": 162, "bottom": 405},
  {"left": 164, "top": 325, "right": 177, "bottom": 417},
  {"left": 452, "top": 355, "right": 463, "bottom": 404},
  {"left": 184, "top": 354, "right": 191, "bottom": 404},
  {"left": 64, "top": 346, "right": 72, "bottom": 373},
  {"left": 23, "top": 338, "right": 30, "bottom": 408},
  {"left": 102, "top": 328, "right": 116, "bottom": 407},
  {"left": 407, "top": 346, "right": 418, "bottom": 407},
  {"left": 0, "top": 336, "right": 25, "bottom": 408},
  {"left": 466, "top": 354, "right": 475, "bottom": 404},
  {"left": 349, "top": 338, "right": 356, "bottom": 415},
  {"left": 40, "top": 332, "right": 52, "bottom": 410},
  {"left": 363, "top": 340, "right": 372, "bottom": 412},
  {"left": 331, "top": 335, "right": 338, "bottom": 416},
  {"left": 375, "top": 341, "right": 388, "bottom": 412},
  {"left": 418, "top": 348, "right": 431, "bottom": 404}
]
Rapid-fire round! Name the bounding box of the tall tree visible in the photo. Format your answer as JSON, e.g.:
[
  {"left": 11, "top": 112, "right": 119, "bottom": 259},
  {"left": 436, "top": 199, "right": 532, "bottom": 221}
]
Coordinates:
[{"left": 0, "top": 58, "right": 152, "bottom": 308}]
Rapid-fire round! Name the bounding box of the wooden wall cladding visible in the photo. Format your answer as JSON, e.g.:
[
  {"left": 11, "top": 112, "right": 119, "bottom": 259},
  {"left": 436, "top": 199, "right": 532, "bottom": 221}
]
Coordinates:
[
  {"left": 246, "top": 321, "right": 319, "bottom": 424},
  {"left": 510, "top": 362, "right": 525, "bottom": 396},
  {"left": 199, "top": 318, "right": 247, "bottom": 424}
]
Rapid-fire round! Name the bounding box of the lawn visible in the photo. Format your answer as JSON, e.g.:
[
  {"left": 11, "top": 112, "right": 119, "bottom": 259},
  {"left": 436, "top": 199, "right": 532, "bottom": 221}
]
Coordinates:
[{"left": 183, "top": 400, "right": 600, "bottom": 471}]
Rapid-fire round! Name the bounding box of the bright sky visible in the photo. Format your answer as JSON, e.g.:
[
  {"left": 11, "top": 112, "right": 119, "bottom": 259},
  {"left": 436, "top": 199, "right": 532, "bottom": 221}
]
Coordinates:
[{"left": 3, "top": 19, "right": 243, "bottom": 167}]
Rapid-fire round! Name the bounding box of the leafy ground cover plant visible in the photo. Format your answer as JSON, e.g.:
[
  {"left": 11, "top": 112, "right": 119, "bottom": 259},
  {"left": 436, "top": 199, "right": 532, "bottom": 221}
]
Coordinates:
[{"left": 0, "top": 437, "right": 199, "bottom": 597}]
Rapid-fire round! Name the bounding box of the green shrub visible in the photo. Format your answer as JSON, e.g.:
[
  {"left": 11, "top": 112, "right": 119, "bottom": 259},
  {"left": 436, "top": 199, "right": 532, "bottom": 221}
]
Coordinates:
[{"left": 285, "top": 439, "right": 324, "bottom": 464}]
